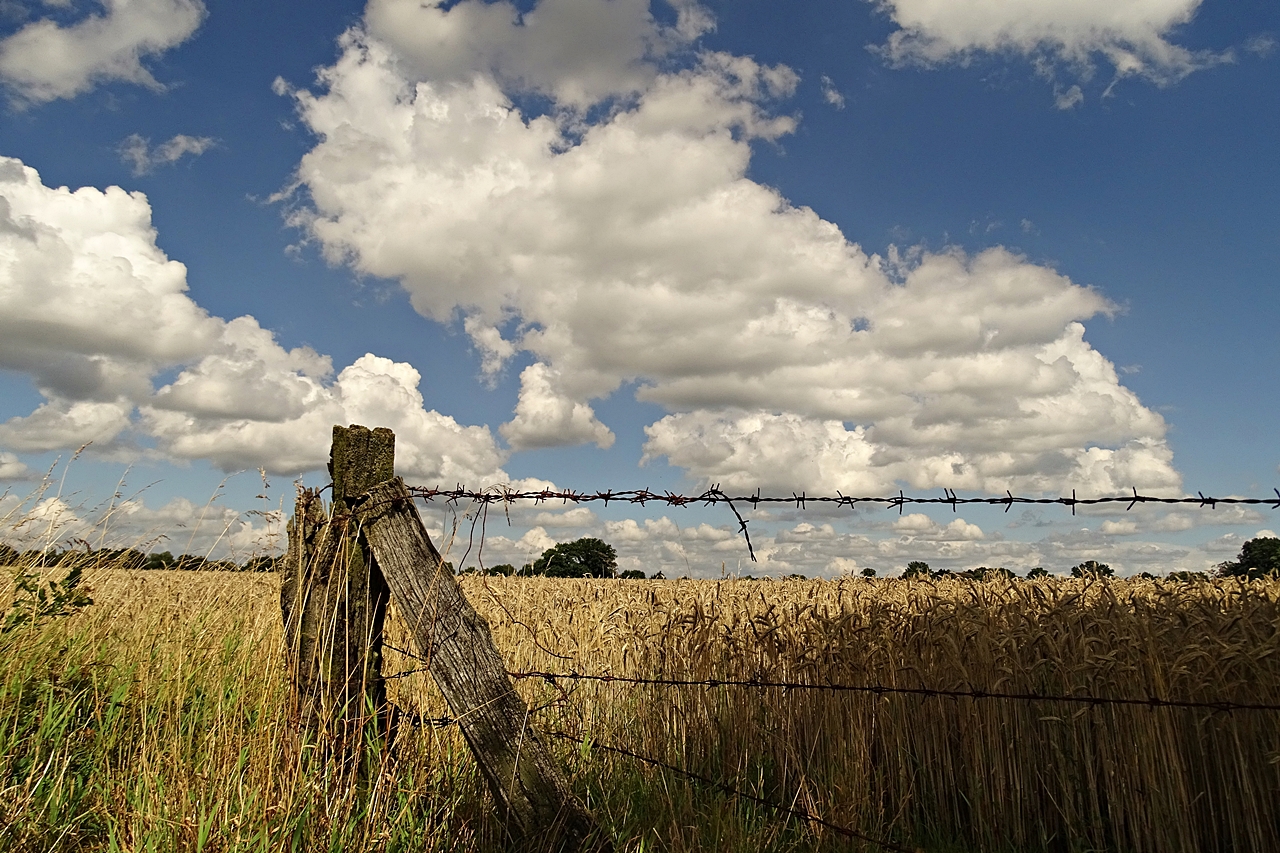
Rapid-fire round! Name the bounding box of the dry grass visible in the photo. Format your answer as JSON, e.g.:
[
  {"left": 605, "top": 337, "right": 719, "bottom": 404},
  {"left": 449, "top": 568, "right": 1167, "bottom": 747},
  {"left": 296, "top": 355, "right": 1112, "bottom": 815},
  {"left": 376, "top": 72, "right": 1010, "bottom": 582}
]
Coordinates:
[
  {"left": 445, "top": 575, "right": 1280, "bottom": 853},
  {"left": 1, "top": 569, "right": 495, "bottom": 853},
  {"left": 4, "top": 569, "right": 1279, "bottom": 852}
]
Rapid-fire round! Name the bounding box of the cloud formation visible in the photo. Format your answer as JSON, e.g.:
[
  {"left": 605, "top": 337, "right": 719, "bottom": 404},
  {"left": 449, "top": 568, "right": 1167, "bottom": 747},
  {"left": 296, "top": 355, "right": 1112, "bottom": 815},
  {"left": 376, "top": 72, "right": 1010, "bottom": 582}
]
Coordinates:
[
  {"left": 0, "top": 486, "right": 286, "bottom": 560},
  {"left": 0, "top": 451, "right": 31, "bottom": 481},
  {"left": 0, "top": 155, "right": 511, "bottom": 483},
  {"left": 363, "top": 0, "right": 712, "bottom": 110},
  {"left": 0, "top": 0, "right": 205, "bottom": 103},
  {"left": 283, "top": 0, "right": 1180, "bottom": 495},
  {"left": 118, "top": 133, "right": 217, "bottom": 175},
  {"left": 869, "top": 0, "right": 1232, "bottom": 103},
  {"left": 500, "top": 363, "right": 615, "bottom": 450},
  {"left": 819, "top": 73, "right": 845, "bottom": 108}
]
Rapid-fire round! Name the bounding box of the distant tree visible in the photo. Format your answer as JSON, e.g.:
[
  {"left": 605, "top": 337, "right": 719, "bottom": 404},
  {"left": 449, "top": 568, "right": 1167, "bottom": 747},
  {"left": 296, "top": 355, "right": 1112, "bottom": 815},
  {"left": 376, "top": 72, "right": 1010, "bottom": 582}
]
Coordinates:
[
  {"left": 903, "top": 560, "right": 931, "bottom": 579},
  {"left": 785, "top": 573, "right": 807, "bottom": 580},
  {"left": 860, "top": 567, "right": 877, "bottom": 578},
  {"left": 1216, "top": 537, "right": 1280, "bottom": 580},
  {"left": 1167, "top": 570, "right": 1208, "bottom": 582},
  {"left": 531, "top": 538, "right": 617, "bottom": 578},
  {"left": 243, "top": 555, "right": 278, "bottom": 573},
  {"left": 486, "top": 564, "right": 515, "bottom": 576},
  {"left": 145, "top": 551, "right": 176, "bottom": 571},
  {"left": 963, "top": 566, "right": 1015, "bottom": 581},
  {"left": 1136, "top": 572, "right": 1156, "bottom": 580},
  {"left": 173, "top": 554, "right": 210, "bottom": 572},
  {"left": 651, "top": 571, "right": 667, "bottom": 580},
  {"left": 1026, "top": 567, "right": 1050, "bottom": 580},
  {"left": 0, "top": 544, "right": 18, "bottom": 566},
  {"left": 1071, "top": 560, "right": 1114, "bottom": 579},
  {"left": 112, "top": 549, "right": 148, "bottom": 570},
  {"left": 618, "top": 569, "right": 646, "bottom": 580}
]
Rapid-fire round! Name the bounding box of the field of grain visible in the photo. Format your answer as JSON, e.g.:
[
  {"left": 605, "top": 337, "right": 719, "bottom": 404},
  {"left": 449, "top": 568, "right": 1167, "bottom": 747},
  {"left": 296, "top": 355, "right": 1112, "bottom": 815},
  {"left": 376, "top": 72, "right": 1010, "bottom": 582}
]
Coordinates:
[{"left": 3, "top": 568, "right": 1279, "bottom": 852}]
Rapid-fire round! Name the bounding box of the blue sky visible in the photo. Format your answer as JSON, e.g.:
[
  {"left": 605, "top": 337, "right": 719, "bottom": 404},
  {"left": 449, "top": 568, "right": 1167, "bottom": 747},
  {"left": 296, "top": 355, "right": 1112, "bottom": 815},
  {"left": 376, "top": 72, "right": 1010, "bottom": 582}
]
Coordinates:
[{"left": 0, "top": 0, "right": 1276, "bottom": 576}]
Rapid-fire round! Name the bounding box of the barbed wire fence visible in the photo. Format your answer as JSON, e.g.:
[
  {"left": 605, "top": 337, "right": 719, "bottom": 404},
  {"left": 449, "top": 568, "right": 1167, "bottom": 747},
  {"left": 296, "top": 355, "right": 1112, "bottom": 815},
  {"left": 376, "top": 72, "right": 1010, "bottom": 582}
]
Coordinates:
[
  {"left": 386, "top": 643, "right": 1280, "bottom": 852},
  {"left": 388, "top": 482, "right": 1280, "bottom": 850},
  {"left": 388, "top": 586, "right": 1280, "bottom": 851},
  {"left": 407, "top": 483, "right": 1280, "bottom": 562}
]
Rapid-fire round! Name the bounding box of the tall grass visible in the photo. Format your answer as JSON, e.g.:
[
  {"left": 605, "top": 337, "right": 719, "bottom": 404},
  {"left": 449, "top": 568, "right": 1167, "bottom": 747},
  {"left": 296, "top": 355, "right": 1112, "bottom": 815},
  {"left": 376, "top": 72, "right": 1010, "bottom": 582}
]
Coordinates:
[
  {"left": 4, "top": 568, "right": 1278, "bottom": 851},
  {"left": 0, "top": 571, "right": 497, "bottom": 853},
  {"left": 448, "top": 575, "right": 1280, "bottom": 853}
]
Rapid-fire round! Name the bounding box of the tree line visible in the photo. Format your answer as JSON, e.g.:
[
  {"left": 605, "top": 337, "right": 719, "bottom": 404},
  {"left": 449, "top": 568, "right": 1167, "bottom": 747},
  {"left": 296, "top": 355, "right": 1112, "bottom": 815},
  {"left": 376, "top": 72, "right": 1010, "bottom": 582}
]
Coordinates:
[
  {"left": 0, "top": 545, "right": 278, "bottom": 573},
  {"left": 5, "top": 535, "right": 1276, "bottom": 581},
  {"left": 866, "top": 537, "right": 1279, "bottom": 581},
  {"left": 455, "top": 536, "right": 1280, "bottom": 582}
]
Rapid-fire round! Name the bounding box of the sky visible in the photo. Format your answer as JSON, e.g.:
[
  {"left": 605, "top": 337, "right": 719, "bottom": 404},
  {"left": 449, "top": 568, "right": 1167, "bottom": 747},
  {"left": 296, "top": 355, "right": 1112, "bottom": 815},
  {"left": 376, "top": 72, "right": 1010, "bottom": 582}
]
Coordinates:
[{"left": 0, "top": 0, "right": 1276, "bottom": 577}]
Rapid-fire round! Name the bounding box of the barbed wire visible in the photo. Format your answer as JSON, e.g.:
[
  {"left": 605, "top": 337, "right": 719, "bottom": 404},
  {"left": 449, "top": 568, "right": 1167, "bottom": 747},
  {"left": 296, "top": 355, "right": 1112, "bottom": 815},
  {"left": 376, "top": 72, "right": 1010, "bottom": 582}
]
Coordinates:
[
  {"left": 389, "top": 663, "right": 1274, "bottom": 847},
  {"left": 543, "top": 729, "right": 920, "bottom": 853},
  {"left": 391, "top": 692, "right": 917, "bottom": 849},
  {"left": 382, "top": 639, "right": 1280, "bottom": 712},
  {"left": 407, "top": 484, "right": 1280, "bottom": 562},
  {"left": 387, "top": 653, "right": 1273, "bottom": 848},
  {"left": 506, "top": 669, "right": 1280, "bottom": 714},
  {"left": 407, "top": 484, "right": 1280, "bottom": 512}
]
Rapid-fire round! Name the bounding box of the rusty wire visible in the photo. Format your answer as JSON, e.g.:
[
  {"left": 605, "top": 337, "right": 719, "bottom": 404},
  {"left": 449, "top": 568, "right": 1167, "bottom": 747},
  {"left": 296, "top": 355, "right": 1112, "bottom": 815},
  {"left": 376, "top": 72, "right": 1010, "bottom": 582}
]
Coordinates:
[
  {"left": 406, "top": 484, "right": 1280, "bottom": 512},
  {"left": 542, "top": 729, "right": 921, "bottom": 852},
  {"left": 382, "top": 637, "right": 1280, "bottom": 713},
  {"left": 406, "top": 483, "right": 1280, "bottom": 562},
  {"left": 508, "top": 669, "right": 1280, "bottom": 714}
]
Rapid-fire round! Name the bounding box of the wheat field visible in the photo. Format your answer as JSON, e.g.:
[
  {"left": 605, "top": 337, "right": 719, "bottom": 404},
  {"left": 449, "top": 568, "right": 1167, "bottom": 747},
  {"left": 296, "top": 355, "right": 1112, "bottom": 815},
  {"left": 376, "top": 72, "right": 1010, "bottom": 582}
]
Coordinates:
[{"left": 3, "top": 568, "right": 1279, "bottom": 852}]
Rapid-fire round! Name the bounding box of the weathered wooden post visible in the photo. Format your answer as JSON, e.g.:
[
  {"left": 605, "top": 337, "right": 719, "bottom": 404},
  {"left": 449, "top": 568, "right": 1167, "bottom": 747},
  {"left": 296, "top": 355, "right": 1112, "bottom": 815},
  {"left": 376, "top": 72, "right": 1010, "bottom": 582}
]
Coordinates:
[
  {"left": 283, "top": 424, "right": 609, "bottom": 851},
  {"left": 281, "top": 425, "right": 393, "bottom": 766},
  {"left": 356, "top": 476, "right": 609, "bottom": 851}
]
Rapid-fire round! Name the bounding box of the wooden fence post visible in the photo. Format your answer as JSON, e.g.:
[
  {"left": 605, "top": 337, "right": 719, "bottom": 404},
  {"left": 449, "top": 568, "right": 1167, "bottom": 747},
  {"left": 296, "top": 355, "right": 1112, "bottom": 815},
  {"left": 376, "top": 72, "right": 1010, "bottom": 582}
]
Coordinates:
[
  {"left": 283, "top": 425, "right": 608, "bottom": 851},
  {"left": 280, "top": 425, "right": 392, "bottom": 765},
  {"left": 355, "top": 476, "right": 610, "bottom": 852}
]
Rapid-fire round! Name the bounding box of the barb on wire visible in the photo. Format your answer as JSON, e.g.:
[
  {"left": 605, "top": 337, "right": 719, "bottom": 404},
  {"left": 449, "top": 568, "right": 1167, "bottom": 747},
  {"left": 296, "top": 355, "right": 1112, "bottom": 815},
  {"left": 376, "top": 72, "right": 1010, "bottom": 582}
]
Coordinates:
[
  {"left": 544, "top": 729, "right": 919, "bottom": 853},
  {"left": 508, "top": 670, "right": 1280, "bottom": 714},
  {"left": 407, "top": 484, "right": 1280, "bottom": 559},
  {"left": 396, "top": 710, "right": 457, "bottom": 728},
  {"left": 407, "top": 485, "right": 1280, "bottom": 511},
  {"left": 708, "top": 485, "right": 755, "bottom": 562}
]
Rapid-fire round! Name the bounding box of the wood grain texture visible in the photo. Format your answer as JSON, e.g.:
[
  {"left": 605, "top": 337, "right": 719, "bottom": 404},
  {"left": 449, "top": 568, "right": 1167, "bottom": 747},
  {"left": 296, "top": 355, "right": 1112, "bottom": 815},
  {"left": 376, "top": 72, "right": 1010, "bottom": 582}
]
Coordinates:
[
  {"left": 357, "top": 477, "right": 608, "bottom": 852},
  {"left": 279, "top": 424, "right": 393, "bottom": 764}
]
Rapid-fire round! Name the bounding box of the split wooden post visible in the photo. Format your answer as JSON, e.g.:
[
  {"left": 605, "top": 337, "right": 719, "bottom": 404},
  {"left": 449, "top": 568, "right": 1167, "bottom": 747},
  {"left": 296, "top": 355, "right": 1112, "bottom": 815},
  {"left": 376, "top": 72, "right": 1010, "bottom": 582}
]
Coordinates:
[
  {"left": 354, "top": 476, "right": 609, "bottom": 852},
  {"left": 283, "top": 425, "right": 608, "bottom": 851},
  {"left": 280, "top": 425, "right": 393, "bottom": 763}
]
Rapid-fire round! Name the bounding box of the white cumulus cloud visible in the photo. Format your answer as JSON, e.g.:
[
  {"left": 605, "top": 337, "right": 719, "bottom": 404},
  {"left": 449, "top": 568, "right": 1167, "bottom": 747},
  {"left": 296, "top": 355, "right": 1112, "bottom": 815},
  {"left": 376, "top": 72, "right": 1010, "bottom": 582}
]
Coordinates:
[
  {"left": 0, "top": 398, "right": 134, "bottom": 452},
  {"left": 501, "top": 363, "right": 615, "bottom": 450},
  {"left": 0, "top": 451, "right": 32, "bottom": 481},
  {"left": 0, "top": 0, "right": 205, "bottom": 104},
  {"left": 870, "top": 0, "right": 1233, "bottom": 102},
  {"left": 141, "top": 349, "right": 511, "bottom": 482},
  {"left": 0, "top": 155, "right": 510, "bottom": 482},
  {"left": 280, "top": 0, "right": 1181, "bottom": 495}
]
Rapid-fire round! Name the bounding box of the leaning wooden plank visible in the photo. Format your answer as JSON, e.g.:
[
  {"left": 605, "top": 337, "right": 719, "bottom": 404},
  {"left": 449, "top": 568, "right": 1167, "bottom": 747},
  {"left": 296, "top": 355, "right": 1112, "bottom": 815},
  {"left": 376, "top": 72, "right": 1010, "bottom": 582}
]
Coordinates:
[{"left": 355, "top": 477, "right": 609, "bottom": 853}]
